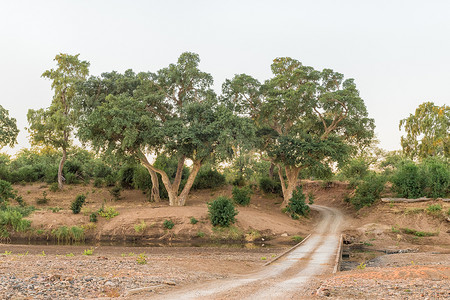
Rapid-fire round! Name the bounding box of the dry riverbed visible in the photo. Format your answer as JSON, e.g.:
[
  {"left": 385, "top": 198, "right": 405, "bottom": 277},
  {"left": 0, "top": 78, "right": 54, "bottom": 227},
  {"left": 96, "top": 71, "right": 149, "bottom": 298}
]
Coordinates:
[{"left": 0, "top": 244, "right": 281, "bottom": 299}]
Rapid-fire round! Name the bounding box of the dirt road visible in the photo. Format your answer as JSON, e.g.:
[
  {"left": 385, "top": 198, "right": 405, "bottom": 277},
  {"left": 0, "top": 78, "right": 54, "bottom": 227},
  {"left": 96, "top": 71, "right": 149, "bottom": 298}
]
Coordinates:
[{"left": 148, "top": 204, "right": 343, "bottom": 300}]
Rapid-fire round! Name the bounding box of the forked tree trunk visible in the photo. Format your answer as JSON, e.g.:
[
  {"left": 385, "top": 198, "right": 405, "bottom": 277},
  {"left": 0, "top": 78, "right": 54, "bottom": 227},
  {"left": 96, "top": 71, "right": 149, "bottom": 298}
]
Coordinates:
[
  {"left": 58, "top": 147, "right": 67, "bottom": 190},
  {"left": 176, "top": 160, "right": 201, "bottom": 206},
  {"left": 138, "top": 151, "right": 201, "bottom": 206},
  {"left": 278, "top": 165, "right": 301, "bottom": 207},
  {"left": 143, "top": 165, "right": 160, "bottom": 202}
]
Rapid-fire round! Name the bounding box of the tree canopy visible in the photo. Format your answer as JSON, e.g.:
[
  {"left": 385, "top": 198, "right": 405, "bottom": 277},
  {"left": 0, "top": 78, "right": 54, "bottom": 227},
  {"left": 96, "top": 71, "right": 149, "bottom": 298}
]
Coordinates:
[
  {"left": 77, "top": 52, "right": 249, "bottom": 206},
  {"left": 28, "top": 53, "right": 90, "bottom": 189},
  {"left": 0, "top": 105, "right": 19, "bottom": 149},
  {"left": 399, "top": 102, "right": 449, "bottom": 159},
  {"left": 223, "top": 57, "right": 375, "bottom": 205}
]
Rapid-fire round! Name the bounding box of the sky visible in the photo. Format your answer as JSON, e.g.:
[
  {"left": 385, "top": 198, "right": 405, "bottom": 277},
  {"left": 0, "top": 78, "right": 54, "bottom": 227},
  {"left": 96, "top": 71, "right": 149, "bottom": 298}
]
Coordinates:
[{"left": 1, "top": 0, "right": 449, "bottom": 156}]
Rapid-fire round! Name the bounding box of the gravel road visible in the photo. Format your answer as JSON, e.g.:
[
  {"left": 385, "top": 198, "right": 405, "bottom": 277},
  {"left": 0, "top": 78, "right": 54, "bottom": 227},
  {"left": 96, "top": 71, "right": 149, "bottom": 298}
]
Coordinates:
[{"left": 148, "top": 204, "right": 343, "bottom": 300}]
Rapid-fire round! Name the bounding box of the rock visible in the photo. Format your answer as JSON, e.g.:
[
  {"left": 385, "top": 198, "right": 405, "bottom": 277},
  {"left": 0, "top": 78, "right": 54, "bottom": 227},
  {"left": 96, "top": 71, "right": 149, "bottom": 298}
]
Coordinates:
[{"left": 281, "top": 233, "right": 288, "bottom": 237}]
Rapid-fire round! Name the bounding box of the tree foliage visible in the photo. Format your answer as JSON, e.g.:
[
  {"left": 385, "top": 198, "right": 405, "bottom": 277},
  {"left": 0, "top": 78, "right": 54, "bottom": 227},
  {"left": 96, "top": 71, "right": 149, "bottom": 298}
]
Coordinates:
[
  {"left": 0, "top": 105, "right": 19, "bottom": 149},
  {"left": 223, "top": 57, "right": 375, "bottom": 205},
  {"left": 28, "top": 53, "right": 89, "bottom": 190},
  {"left": 399, "top": 102, "right": 449, "bottom": 159},
  {"left": 77, "top": 53, "right": 248, "bottom": 206}
]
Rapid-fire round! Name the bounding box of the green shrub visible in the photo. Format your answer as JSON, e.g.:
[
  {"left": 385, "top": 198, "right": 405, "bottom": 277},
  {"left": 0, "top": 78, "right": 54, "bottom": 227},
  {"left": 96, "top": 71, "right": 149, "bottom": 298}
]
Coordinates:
[
  {"left": 340, "top": 159, "right": 370, "bottom": 181},
  {"left": 0, "top": 209, "right": 31, "bottom": 232},
  {"left": 105, "top": 174, "right": 117, "bottom": 187},
  {"left": 351, "top": 173, "right": 386, "bottom": 209},
  {"left": 119, "top": 165, "right": 136, "bottom": 189},
  {"left": 192, "top": 168, "right": 226, "bottom": 190},
  {"left": 426, "top": 204, "right": 442, "bottom": 214},
  {"left": 232, "top": 176, "right": 246, "bottom": 187},
  {"left": 232, "top": 186, "right": 252, "bottom": 206},
  {"left": 69, "top": 226, "right": 85, "bottom": 242},
  {"left": 89, "top": 213, "right": 98, "bottom": 223},
  {"left": 49, "top": 182, "right": 59, "bottom": 192},
  {"left": 133, "top": 165, "right": 152, "bottom": 192},
  {"left": 51, "top": 225, "right": 84, "bottom": 244},
  {"left": 52, "top": 225, "right": 69, "bottom": 243},
  {"left": 70, "top": 194, "right": 86, "bottom": 214},
  {"left": 36, "top": 191, "right": 49, "bottom": 205},
  {"left": 65, "top": 172, "right": 80, "bottom": 184},
  {"left": 0, "top": 180, "right": 15, "bottom": 203},
  {"left": 421, "top": 158, "right": 449, "bottom": 198},
  {"left": 163, "top": 219, "right": 174, "bottom": 229},
  {"left": 307, "top": 192, "right": 315, "bottom": 204},
  {"left": 93, "top": 178, "right": 103, "bottom": 188},
  {"left": 208, "top": 196, "right": 238, "bottom": 227},
  {"left": 285, "top": 186, "right": 310, "bottom": 219},
  {"left": 190, "top": 217, "right": 198, "bottom": 224},
  {"left": 391, "top": 161, "right": 425, "bottom": 198},
  {"left": 98, "top": 206, "right": 119, "bottom": 219},
  {"left": 110, "top": 186, "right": 122, "bottom": 200},
  {"left": 259, "top": 177, "right": 282, "bottom": 195}
]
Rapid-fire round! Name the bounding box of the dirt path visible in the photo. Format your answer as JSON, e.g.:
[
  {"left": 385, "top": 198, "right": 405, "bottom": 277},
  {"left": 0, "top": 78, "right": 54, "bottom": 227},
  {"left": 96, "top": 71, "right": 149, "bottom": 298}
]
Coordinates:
[{"left": 146, "top": 204, "right": 343, "bottom": 300}]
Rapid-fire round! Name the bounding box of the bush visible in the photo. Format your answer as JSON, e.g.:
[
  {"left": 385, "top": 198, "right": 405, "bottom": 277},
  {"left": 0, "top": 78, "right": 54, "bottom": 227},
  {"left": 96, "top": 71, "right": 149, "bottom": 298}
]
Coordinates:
[
  {"left": 49, "top": 182, "right": 59, "bottom": 192},
  {"left": 190, "top": 217, "right": 198, "bottom": 224},
  {"left": 98, "top": 206, "right": 119, "bottom": 219},
  {"left": 89, "top": 213, "right": 98, "bottom": 223},
  {"left": 351, "top": 173, "right": 386, "bottom": 209},
  {"left": 133, "top": 165, "right": 152, "bottom": 192},
  {"left": 105, "top": 174, "right": 117, "bottom": 187},
  {"left": 110, "top": 186, "right": 121, "bottom": 200},
  {"left": 285, "top": 186, "right": 310, "bottom": 219},
  {"left": 51, "top": 225, "right": 84, "bottom": 244},
  {"left": 36, "top": 191, "right": 48, "bottom": 205},
  {"left": 163, "top": 219, "right": 174, "bottom": 229},
  {"left": 65, "top": 172, "right": 81, "bottom": 184},
  {"left": 0, "top": 180, "right": 15, "bottom": 204},
  {"left": 340, "top": 158, "right": 370, "bottom": 181},
  {"left": 421, "top": 158, "right": 449, "bottom": 198},
  {"left": 232, "top": 186, "right": 252, "bottom": 206},
  {"left": 259, "top": 177, "right": 282, "bottom": 195},
  {"left": 119, "top": 165, "right": 136, "bottom": 189},
  {"left": 391, "top": 161, "right": 425, "bottom": 198},
  {"left": 71, "top": 194, "right": 86, "bottom": 214},
  {"left": 208, "top": 196, "right": 238, "bottom": 227},
  {"left": 426, "top": 204, "right": 442, "bottom": 214},
  {"left": 0, "top": 209, "right": 31, "bottom": 232},
  {"left": 93, "top": 178, "right": 104, "bottom": 188},
  {"left": 192, "top": 167, "right": 226, "bottom": 190}
]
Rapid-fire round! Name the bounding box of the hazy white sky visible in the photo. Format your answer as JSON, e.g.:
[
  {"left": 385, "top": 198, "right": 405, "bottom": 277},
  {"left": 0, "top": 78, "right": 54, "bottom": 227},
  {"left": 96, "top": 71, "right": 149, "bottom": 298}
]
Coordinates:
[{"left": 1, "top": 0, "right": 449, "bottom": 155}]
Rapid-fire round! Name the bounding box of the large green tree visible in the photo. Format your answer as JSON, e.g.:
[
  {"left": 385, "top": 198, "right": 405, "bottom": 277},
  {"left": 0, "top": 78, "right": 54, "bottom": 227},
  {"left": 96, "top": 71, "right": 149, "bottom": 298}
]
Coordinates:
[
  {"left": 77, "top": 52, "right": 247, "bottom": 206},
  {"left": 28, "top": 53, "right": 89, "bottom": 190},
  {"left": 399, "top": 102, "right": 449, "bottom": 159},
  {"left": 223, "top": 57, "right": 374, "bottom": 205},
  {"left": 0, "top": 105, "right": 19, "bottom": 149}
]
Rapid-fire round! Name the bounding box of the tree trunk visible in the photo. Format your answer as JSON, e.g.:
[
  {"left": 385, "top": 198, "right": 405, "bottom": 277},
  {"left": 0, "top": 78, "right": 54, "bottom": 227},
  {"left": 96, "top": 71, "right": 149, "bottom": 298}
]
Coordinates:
[
  {"left": 137, "top": 150, "right": 201, "bottom": 206},
  {"left": 269, "top": 162, "right": 275, "bottom": 179},
  {"left": 172, "top": 155, "right": 186, "bottom": 194},
  {"left": 279, "top": 165, "right": 300, "bottom": 206},
  {"left": 144, "top": 165, "right": 160, "bottom": 202},
  {"left": 176, "top": 160, "right": 202, "bottom": 206},
  {"left": 58, "top": 147, "right": 67, "bottom": 190}
]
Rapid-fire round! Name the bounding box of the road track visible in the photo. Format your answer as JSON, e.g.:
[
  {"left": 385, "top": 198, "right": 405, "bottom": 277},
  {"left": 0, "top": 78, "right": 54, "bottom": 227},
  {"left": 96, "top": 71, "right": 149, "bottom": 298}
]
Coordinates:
[{"left": 150, "top": 204, "right": 343, "bottom": 300}]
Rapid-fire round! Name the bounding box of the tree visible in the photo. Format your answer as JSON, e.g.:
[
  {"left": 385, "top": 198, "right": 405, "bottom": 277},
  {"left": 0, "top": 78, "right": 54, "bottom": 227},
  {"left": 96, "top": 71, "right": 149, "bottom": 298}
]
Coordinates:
[
  {"left": 0, "top": 105, "right": 19, "bottom": 149},
  {"left": 28, "top": 53, "right": 89, "bottom": 190},
  {"left": 223, "top": 57, "right": 374, "bottom": 205},
  {"left": 399, "top": 102, "right": 449, "bottom": 159},
  {"left": 77, "top": 53, "right": 247, "bottom": 206}
]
